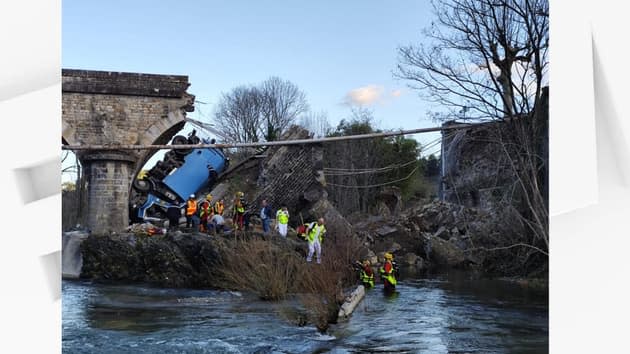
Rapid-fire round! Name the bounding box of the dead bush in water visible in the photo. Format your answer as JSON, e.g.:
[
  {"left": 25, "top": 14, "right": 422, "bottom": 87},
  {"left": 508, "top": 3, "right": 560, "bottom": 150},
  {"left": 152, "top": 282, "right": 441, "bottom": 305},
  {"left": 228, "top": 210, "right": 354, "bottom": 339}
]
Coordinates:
[
  {"left": 294, "top": 231, "right": 364, "bottom": 332},
  {"left": 215, "top": 231, "right": 365, "bottom": 332},
  {"left": 215, "top": 239, "right": 305, "bottom": 300}
]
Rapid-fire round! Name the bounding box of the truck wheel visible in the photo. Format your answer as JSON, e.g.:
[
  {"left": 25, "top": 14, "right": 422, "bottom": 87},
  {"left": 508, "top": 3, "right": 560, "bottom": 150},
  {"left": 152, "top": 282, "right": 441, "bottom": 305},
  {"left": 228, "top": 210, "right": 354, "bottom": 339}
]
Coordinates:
[
  {"left": 133, "top": 178, "right": 153, "bottom": 192},
  {"left": 172, "top": 135, "right": 191, "bottom": 156},
  {"left": 172, "top": 135, "right": 188, "bottom": 145},
  {"left": 188, "top": 135, "right": 201, "bottom": 145}
]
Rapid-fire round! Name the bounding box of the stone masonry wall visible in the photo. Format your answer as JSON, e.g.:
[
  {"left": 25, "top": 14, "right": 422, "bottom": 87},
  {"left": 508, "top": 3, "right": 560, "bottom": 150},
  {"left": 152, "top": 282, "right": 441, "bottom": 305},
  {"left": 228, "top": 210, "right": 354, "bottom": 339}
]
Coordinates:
[
  {"left": 249, "top": 126, "right": 326, "bottom": 224},
  {"left": 62, "top": 93, "right": 189, "bottom": 166},
  {"left": 440, "top": 87, "right": 549, "bottom": 211},
  {"left": 62, "top": 69, "right": 192, "bottom": 99},
  {"left": 85, "top": 160, "right": 134, "bottom": 234},
  {"left": 245, "top": 125, "right": 352, "bottom": 237}
]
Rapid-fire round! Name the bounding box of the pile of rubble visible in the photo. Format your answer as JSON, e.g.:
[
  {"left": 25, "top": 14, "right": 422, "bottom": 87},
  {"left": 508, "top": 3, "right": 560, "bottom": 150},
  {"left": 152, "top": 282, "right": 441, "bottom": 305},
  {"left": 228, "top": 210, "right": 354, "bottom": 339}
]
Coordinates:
[
  {"left": 125, "top": 222, "right": 166, "bottom": 236},
  {"left": 353, "top": 200, "right": 492, "bottom": 270}
]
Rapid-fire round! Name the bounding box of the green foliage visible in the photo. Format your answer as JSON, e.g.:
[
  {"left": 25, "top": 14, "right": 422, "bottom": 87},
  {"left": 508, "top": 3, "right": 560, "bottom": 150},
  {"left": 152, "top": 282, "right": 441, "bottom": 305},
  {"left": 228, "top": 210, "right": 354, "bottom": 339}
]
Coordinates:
[
  {"left": 424, "top": 154, "right": 440, "bottom": 177},
  {"left": 324, "top": 112, "right": 426, "bottom": 214}
]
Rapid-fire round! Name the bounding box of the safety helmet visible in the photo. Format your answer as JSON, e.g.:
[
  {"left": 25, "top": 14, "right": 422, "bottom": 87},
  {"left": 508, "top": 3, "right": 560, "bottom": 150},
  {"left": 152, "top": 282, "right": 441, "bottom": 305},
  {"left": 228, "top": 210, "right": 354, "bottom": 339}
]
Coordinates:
[
  {"left": 363, "top": 260, "right": 370, "bottom": 266},
  {"left": 189, "top": 194, "right": 195, "bottom": 199},
  {"left": 237, "top": 191, "right": 244, "bottom": 197},
  {"left": 384, "top": 252, "right": 393, "bottom": 261},
  {"left": 206, "top": 194, "right": 213, "bottom": 200}
]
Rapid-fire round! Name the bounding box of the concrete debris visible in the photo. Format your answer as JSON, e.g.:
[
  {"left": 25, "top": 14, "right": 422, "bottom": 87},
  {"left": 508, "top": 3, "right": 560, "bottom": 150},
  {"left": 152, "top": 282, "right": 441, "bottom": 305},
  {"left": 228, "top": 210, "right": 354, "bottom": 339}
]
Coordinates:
[
  {"left": 126, "top": 222, "right": 165, "bottom": 236},
  {"left": 375, "top": 225, "right": 397, "bottom": 237}
]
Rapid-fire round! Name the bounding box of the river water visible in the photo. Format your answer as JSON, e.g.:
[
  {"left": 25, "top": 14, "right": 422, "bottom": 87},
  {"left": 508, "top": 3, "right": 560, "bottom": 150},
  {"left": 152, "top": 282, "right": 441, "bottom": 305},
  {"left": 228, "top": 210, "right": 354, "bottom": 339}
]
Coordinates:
[{"left": 62, "top": 270, "right": 548, "bottom": 353}]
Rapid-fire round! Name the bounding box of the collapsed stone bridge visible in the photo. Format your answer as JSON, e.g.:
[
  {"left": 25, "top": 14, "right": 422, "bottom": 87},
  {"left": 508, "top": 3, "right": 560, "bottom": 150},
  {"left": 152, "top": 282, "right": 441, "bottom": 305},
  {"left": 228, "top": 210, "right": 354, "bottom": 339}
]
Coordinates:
[{"left": 62, "top": 69, "right": 195, "bottom": 234}]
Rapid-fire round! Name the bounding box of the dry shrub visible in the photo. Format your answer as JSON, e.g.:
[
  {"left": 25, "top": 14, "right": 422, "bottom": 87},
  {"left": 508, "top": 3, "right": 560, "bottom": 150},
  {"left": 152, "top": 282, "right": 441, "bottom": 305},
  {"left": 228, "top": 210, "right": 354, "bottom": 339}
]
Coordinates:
[
  {"left": 215, "top": 231, "right": 365, "bottom": 333},
  {"left": 215, "top": 239, "right": 305, "bottom": 300},
  {"left": 293, "top": 231, "right": 364, "bottom": 332}
]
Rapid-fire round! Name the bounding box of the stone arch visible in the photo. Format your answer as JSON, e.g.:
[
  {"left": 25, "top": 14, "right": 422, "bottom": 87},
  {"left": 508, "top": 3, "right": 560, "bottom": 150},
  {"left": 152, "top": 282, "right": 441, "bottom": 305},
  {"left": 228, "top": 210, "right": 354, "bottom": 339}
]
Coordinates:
[{"left": 131, "top": 115, "right": 187, "bottom": 180}]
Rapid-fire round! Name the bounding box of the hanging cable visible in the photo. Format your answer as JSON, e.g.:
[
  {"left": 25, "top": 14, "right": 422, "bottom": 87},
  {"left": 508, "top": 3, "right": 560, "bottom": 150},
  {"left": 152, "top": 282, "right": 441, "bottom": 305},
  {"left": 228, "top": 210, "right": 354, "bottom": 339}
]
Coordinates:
[
  {"left": 184, "top": 117, "right": 233, "bottom": 143},
  {"left": 326, "top": 165, "right": 420, "bottom": 189},
  {"left": 323, "top": 159, "right": 418, "bottom": 176}
]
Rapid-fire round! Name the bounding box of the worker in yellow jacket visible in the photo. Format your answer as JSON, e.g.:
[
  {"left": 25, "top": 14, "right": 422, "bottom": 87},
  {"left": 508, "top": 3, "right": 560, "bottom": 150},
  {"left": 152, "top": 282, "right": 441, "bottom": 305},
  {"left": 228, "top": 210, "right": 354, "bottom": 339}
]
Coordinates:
[
  {"left": 275, "top": 205, "right": 289, "bottom": 237},
  {"left": 305, "top": 218, "right": 326, "bottom": 264}
]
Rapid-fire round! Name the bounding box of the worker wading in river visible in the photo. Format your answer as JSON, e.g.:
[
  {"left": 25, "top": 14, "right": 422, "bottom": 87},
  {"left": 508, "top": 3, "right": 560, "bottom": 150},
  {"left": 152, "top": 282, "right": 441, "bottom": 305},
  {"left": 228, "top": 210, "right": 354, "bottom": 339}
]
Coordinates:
[
  {"left": 379, "top": 252, "right": 397, "bottom": 292},
  {"left": 305, "top": 218, "right": 326, "bottom": 264},
  {"left": 357, "top": 260, "right": 375, "bottom": 289}
]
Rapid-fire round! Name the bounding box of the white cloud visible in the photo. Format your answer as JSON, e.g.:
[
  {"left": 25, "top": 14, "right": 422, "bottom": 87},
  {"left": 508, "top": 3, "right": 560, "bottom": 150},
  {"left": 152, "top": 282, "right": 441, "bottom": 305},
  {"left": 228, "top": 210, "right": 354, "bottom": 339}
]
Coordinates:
[
  {"left": 344, "top": 85, "right": 405, "bottom": 106},
  {"left": 344, "top": 85, "right": 384, "bottom": 106},
  {"left": 390, "top": 89, "right": 404, "bottom": 98}
]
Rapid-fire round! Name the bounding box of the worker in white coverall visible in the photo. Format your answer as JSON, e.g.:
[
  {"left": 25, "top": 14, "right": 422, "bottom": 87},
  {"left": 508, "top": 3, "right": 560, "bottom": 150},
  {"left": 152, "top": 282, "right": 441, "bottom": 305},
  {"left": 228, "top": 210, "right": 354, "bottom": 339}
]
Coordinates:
[{"left": 305, "top": 218, "right": 326, "bottom": 264}]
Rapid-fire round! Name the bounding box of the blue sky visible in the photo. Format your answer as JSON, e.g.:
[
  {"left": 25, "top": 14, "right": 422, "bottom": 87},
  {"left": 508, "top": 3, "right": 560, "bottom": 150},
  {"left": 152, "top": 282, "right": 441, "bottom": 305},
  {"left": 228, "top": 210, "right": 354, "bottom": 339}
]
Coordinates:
[{"left": 62, "top": 1, "right": 443, "bottom": 179}]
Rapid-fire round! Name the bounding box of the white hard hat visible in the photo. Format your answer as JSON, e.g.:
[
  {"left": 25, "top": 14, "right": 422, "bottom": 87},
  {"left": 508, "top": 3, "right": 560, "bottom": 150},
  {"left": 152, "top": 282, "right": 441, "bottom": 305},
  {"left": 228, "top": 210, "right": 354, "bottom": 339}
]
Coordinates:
[{"left": 190, "top": 194, "right": 195, "bottom": 198}]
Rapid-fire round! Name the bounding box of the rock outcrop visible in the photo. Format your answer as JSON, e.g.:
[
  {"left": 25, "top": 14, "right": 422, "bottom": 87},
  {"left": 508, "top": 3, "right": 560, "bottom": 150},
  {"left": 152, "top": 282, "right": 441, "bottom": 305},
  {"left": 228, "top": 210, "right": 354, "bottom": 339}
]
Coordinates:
[
  {"left": 76, "top": 230, "right": 309, "bottom": 288},
  {"left": 352, "top": 199, "right": 490, "bottom": 271}
]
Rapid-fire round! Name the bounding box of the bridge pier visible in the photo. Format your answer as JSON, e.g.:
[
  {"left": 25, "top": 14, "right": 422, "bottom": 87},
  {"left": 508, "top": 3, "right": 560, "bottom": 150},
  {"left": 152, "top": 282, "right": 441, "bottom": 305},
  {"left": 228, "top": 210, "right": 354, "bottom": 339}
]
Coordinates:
[{"left": 81, "top": 152, "right": 137, "bottom": 234}]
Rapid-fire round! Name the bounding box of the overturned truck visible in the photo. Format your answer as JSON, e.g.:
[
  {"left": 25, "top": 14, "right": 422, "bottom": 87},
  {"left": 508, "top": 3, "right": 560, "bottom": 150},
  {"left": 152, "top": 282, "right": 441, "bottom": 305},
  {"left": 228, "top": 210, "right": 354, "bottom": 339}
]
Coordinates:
[{"left": 129, "top": 130, "right": 229, "bottom": 223}]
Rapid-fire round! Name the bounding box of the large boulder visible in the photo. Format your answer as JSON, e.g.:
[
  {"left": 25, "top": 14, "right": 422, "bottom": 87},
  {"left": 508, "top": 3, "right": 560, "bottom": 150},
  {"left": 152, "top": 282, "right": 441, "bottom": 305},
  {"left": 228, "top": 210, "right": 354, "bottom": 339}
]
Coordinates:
[
  {"left": 62, "top": 231, "right": 90, "bottom": 279},
  {"left": 305, "top": 199, "right": 352, "bottom": 240},
  {"left": 426, "top": 236, "right": 467, "bottom": 268}
]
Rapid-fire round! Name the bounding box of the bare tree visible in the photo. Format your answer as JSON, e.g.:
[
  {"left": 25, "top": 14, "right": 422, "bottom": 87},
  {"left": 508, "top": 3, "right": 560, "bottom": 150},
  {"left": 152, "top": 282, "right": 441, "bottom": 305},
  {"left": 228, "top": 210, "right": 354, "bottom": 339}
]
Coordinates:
[
  {"left": 213, "top": 85, "right": 263, "bottom": 143},
  {"left": 298, "top": 110, "right": 332, "bottom": 138},
  {"left": 213, "top": 77, "right": 309, "bottom": 144},
  {"left": 259, "top": 77, "right": 309, "bottom": 141},
  {"left": 395, "top": 0, "right": 548, "bottom": 122}
]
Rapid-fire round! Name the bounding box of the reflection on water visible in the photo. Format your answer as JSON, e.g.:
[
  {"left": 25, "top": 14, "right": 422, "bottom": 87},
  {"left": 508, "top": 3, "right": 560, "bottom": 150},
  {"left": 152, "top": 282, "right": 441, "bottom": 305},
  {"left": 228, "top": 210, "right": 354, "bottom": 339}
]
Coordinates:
[{"left": 63, "top": 271, "right": 548, "bottom": 353}]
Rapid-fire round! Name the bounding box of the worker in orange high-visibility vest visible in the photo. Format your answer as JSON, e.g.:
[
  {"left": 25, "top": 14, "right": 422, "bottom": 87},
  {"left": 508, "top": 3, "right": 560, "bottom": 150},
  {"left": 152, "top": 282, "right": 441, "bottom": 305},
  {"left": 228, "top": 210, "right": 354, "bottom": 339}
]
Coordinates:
[{"left": 185, "top": 194, "right": 199, "bottom": 229}]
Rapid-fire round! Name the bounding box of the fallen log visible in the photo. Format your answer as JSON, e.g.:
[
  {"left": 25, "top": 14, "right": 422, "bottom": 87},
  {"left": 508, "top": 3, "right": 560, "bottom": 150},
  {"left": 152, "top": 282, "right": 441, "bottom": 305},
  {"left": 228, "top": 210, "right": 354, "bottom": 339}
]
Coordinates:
[{"left": 337, "top": 285, "right": 366, "bottom": 320}]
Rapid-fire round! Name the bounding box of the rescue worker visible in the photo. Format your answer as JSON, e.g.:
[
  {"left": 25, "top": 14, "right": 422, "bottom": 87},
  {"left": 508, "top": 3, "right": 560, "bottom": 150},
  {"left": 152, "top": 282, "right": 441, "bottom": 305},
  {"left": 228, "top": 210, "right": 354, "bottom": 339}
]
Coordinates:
[
  {"left": 210, "top": 212, "right": 225, "bottom": 235},
  {"left": 166, "top": 206, "right": 181, "bottom": 231},
  {"left": 199, "top": 194, "right": 214, "bottom": 233},
  {"left": 185, "top": 194, "right": 198, "bottom": 229},
  {"left": 305, "top": 218, "right": 326, "bottom": 264},
  {"left": 275, "top": 205, "right": 289, "bottom": 238},
  {"left": 379, "top": 252, "right": 397, "bottom": 292},
  {"left": 359, "top": 260, "right": 375, "bottom": 289},
  {"left": 260, "top": 199, "right": 272, "bottom": 234},
  {"left": 232, "top": 192, "right": 246, "bottom": 230},
  {"left": 214, "top": 198, "right": 225, "bottom": 216}
]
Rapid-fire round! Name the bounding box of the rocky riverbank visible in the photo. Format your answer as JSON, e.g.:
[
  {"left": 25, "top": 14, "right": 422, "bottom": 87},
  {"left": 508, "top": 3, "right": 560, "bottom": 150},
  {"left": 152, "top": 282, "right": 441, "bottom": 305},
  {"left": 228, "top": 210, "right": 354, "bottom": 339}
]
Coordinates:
[
  {"left": 64, "top": 197, "right": 547, "bottom": 289},
  {"left": 353, "top": 198, "right": 548, "bottom": 280}
]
